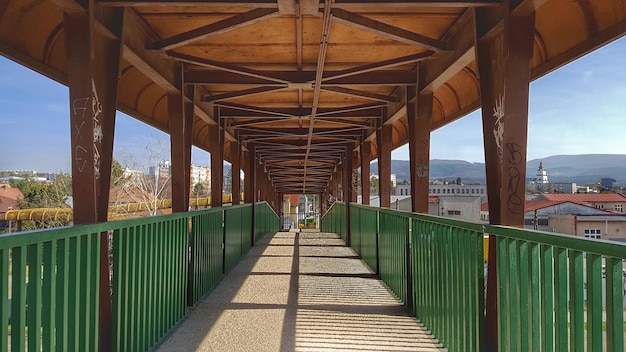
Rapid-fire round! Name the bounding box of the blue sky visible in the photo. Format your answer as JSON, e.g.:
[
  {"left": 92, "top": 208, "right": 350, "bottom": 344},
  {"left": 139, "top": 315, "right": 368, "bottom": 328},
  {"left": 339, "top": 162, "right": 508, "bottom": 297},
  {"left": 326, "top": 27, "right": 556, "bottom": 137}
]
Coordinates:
[{"left": 1, "top": 37, "right": 626, "bottom": 173}]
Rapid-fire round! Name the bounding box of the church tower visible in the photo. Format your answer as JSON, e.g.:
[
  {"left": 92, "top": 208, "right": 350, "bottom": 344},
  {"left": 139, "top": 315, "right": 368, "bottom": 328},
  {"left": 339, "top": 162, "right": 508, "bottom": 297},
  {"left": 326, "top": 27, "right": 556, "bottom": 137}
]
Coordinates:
[{"left": 536, "top": 161, "right": 548, "bottom": 183}]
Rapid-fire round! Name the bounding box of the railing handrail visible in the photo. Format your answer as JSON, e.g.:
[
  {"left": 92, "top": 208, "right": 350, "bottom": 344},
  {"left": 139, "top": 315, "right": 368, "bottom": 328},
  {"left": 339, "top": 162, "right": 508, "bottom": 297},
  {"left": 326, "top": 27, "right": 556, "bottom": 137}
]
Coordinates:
[
  {"left": 350, "top": 203, "right": 485, "bottom": 232},
  {"left": 485, "top": 224, "right": 626, "bottom": 258},
  {"left": 0, "top": 206, "right": 231, "bottom": 249},
  {"left": 349, "top": 203, "right": 626, "bottom": 256},
  {"left": 0, "top": 203, "right": 274, "bottom": 249}
]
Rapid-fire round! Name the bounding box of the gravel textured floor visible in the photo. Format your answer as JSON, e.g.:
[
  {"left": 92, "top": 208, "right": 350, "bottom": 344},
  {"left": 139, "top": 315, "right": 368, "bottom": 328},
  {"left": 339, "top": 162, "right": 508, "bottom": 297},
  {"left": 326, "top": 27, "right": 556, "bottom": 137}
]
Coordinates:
[{"left": 155, "top": 230, "right": 444, "bottom": 352}]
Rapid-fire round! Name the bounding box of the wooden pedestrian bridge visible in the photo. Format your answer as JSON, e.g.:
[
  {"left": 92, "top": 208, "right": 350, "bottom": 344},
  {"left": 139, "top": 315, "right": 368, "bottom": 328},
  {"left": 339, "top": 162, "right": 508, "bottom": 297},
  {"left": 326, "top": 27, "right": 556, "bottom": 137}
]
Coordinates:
[
  {"left": 2, "top": 0, "right": 626, "bottom": 350},
  {"left": 2, "top": 202, "right": 625, "bottom": 351}
]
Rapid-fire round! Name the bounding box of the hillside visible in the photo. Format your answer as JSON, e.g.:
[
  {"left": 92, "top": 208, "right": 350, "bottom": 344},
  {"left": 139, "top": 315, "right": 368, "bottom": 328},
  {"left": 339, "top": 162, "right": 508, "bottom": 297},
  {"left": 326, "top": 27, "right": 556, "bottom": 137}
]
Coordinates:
[{"left": 369, "top": 154, "right": 626, "bottom": 185}]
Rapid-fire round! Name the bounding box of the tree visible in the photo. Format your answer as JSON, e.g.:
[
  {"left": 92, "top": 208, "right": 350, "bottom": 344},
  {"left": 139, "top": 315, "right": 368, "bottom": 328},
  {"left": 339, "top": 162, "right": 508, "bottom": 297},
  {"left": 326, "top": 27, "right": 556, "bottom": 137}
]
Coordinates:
[
  {"left": 193, "top": 182, "right": 206, "bottom": 197},
  {"left": 110, "top": 159, "right": 128, "bottom": 188},
  {"left": 370, "top": 175, "right": 379, "bottom": 196},
  {"left": 115, "top": 136, "right": 172, "bottom": 216},
  {"left": 9, "top": 176, "right": 72, "bottom": 229}
]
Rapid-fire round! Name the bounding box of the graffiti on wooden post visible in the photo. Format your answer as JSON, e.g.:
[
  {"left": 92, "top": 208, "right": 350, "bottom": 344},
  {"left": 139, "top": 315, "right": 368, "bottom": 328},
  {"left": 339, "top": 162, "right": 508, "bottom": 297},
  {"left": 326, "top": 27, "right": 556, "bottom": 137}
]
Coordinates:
[
  {"left": 416, "top": 164, "right": 429, "bottom": 178},
  {"left": 91, "top": 80, "right": 103, "bottom": 179},
  {"left": 506, "top": 142, "right": 524, "bottom": 214},
  {"left": 492, "top": 94, "right": 505, "bottom": 163},
  {"left": 71, "top": 79, "right": 103, "bottom": 179}
]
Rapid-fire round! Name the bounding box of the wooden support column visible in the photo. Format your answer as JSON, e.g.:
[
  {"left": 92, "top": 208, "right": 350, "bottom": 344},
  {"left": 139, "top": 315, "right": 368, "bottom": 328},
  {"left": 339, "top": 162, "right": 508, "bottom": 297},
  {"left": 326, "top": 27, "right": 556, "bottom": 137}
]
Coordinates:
[
  {"left": 327, "top": 181, "right": 332, "bottom": 207},
  {"left": 407, "top": 79, "right": 433, "bottom": 214},
  {"left": 377, "top": 115, "right": 392, "bottom": 208},
  {"left": 330, "top": 168, "right": 334, "bottom": 202},
  {"left": 336, "top": 162, "right": 343, "bottom": 202},
  {"left": 350, "top": 150, "right": 359, "bottom": 203},
  {"left": 231, "top": 139, "right": 241, "bottom": 205},
  {"left": 211, "top": 108, "right": 224, "bottom": 208},
  {"left": 244, "top": 150, "right": 254, "bottom": 204},
  {"left": 169, "top": 78, "right": 193, "bottom": 213},
  {"left": 344, "top": 148, "right": 353, "bottom": 245},
  {"left": 476, "top": 2, "right": 536, "bottom": 350},
  {"left": 257, "top": 160, "right": 262, "bottom": 202},
  {"left": 361, "top": 141, "right": 371, "bottom": 205},
  {"left": 64, "top": 5, "right": 122, "bottom": 350},
  {"left": 249, "top": 147, "right": 257, "bottom": 245}
]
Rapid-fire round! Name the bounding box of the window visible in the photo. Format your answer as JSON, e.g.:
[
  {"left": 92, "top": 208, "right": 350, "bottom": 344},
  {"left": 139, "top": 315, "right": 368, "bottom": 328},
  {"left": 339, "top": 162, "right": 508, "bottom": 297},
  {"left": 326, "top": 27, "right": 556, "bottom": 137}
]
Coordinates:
[
  {"left": 616, "top": 204, "right": 623, "bottom": 213},
  {"left": 448, "top": 210, "right": 461, "bottom": 215},
  {"left": 481, "top": 189, "right": 485, "bottom": 194},
  {"left": 584, "top": 229, "right": 602, "bottom": 239},
  {"left": 471, "top": 189, "right": 475, "bottom": 194},
  {"left": 596, "top": 204, "right": 604, "bottom": 209}
]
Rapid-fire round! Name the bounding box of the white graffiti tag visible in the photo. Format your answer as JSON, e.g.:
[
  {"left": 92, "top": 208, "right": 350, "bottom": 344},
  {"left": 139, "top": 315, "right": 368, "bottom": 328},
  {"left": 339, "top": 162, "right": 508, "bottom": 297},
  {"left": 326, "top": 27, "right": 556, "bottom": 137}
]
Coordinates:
[
  {"left": 493, "top": 95, "right": 505, "bottom": 162},
  {"left": 71, "top": 79, "right": 104, "bottom": 179},
  {"left": 91, "top": 79, "right": 103, "bottom": 179}
]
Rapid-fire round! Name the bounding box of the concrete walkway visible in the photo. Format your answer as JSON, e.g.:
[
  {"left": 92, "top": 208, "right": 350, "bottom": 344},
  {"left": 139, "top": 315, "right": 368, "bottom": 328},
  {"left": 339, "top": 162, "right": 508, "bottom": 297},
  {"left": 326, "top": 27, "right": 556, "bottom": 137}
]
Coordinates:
[{"left": 155, "top": 230, "right": 444, "bottom": 352}]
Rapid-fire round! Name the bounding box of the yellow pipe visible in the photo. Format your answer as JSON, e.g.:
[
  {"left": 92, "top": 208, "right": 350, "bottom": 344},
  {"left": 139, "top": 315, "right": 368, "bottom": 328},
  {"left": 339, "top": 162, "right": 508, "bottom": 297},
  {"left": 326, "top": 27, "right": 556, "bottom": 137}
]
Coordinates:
[{"left": 2, "top": 193, "right": 242, "bottom": 222}]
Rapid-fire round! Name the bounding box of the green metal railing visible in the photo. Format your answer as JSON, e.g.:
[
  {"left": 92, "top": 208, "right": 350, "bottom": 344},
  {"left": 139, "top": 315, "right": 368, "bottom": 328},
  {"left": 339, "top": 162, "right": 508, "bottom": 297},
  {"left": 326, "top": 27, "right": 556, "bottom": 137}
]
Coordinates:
[
  {"left": 412, "top": 214, "right": 485, "bottom": 352},
  {"left": 0, "top": 201, "right": 278, "bottom": 351},
  {"left": 189, "top": 208, "right": 224, "bottom": 306},
  {"left": 254, "top": 202, "right": 280, "bottom": 241},
  {"left": 322, "top": 203, "right": 626, "bottom": 352},
  {"left": 0, "top": 225, "right": 101, "bottom": 352},
  {"left": 353, "top": 206, "right": 378, "bottom": 273},
  {"left": 112, "top": 214, "right": 189, "bottom": 352},
  {"left": 378, "top": 209, "right": 410, "bottom": 303},
  {"left": 320, "top": 202, "right": 345, "bottom": 240},
  {"left": 487, "top": 225, "right": 626, "bottom": 352},
  {"left": 224, "top": 205, "right": 253, "bottom": 273}
]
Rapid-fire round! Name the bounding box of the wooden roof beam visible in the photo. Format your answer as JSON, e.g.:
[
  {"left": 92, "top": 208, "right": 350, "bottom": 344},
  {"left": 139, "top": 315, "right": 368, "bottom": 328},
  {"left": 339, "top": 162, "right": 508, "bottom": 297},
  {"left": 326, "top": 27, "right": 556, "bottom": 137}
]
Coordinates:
[
  {"left": 333, "top": 0, "right": 502, "bottom": 6},
  {"left": 216, "top": 102, "right": 298, "bottom": 117},
  {"left": 321, "top": 86, "right": 398, "bottom": 103},
  {"left": 421, "top": 0, "right": 547, "bottom": 93},
  {"left": 420, "top": 8, "right": 475, "bottom": 93},
  {"left": 219, "top": 105, "right": 381, "bottom": 118},
  {"left": 172, "top": 52, "right": 289, "bottom": 84},
  {"left": 152, "top": 8, "right": 279, "bottom": 50},
  {"left": 203, "top": 86, "right": 286, "bottom": 103},
  {"left": 331, "top": 8, "right": 448, "bottom": 51},
  {"left": 185, "top": 69, "right": 415, "bottom": 86},
  {"left": 97, "top": 0, "right": 502, "bottom": 8},
  {"left": 278, "top": 0, "right": 320, "bottom": 15},
  {"left": 321, "top": 52, "right": 433, "bottom": 82},
  {"left": 97, "top": 0, "right": 278, "bottom": 7},
  {"left": 315, "top": 102, "right": 385, "bottom": 116},
  {"left": 228, "top": 117, "right": 295, "bottom": 127}
]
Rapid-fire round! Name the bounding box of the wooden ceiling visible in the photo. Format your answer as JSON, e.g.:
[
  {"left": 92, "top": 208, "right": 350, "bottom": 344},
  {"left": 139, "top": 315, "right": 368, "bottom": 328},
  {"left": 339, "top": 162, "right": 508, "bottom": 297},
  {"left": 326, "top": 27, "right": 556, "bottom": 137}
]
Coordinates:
[{"left": 1, "top": 0, "right": 625, "bottom": 194}]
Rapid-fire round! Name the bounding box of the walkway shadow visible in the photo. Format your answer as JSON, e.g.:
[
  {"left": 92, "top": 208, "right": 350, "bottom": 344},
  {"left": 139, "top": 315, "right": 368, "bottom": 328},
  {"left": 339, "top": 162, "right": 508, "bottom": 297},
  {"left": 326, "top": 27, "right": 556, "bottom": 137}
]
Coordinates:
[{"left": 155, "top": 231, "right": 443, "bottom": 352}]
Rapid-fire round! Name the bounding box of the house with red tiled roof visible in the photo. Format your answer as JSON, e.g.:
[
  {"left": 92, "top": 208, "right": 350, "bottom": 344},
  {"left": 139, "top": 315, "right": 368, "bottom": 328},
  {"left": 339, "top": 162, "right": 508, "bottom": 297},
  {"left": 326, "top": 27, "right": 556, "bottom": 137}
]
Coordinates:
[
  {"left": 0, "top": 185, "right": 24, "bottom": 230},
  {"left": 535, "top": 193, "right": 626, "bottom": 213},
  {"left": 480, "top": 199, "right": 612, "bottom": 231},
  {"left": 109, "top": 186, "right": 157, "bottom": 204}
]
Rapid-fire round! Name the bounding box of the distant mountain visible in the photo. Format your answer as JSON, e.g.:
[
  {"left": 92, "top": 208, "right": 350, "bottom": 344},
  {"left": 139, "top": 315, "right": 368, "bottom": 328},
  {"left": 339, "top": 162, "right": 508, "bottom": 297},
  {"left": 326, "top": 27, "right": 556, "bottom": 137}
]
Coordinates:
[
  {"left": 527, "top": 154, "right": 626, "bottom": 185},
  {"left": 370, "top": 154, "right": 626, "bottom": 185}
]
